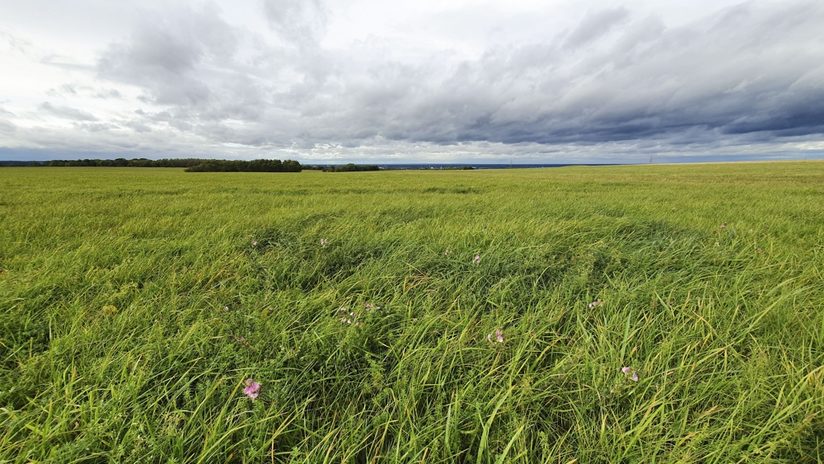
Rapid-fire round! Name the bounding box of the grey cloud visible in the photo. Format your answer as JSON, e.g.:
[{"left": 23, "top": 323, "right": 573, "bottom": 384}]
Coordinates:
[
  {"left": 120, "top": 119, "right": 152, "bottom": 133},
  {"left": 46, "top": 83, "right": 79, "bottom": 97},
  {"left": 263, "top": 0, "right": 327, "bottom": 48},
  {"left": 564, "top": 7, "right": 630, "bottom": 48},
  {"left": 74, "top": 0, "right": 824, "bottom": 158},
  {"left": 0, "top": 119, "right": 16, "bottom": 134},
  {"left": 96, "top": 4, "right": 274, "bottom": 129},
  {"left": 372, "top": 1, "right": 824, "bottom": 145},
  {"left": 2, "top": 30, "right": 95, "bottom": 71},
  {"left": 40, "top": 102, "right": 98, "bottom": 121},
  {"left": 45, "top": 83, "right": 121, "bottom": 100},
  {"left": 98, "top": 4, "right": 243, "bottom": 106},
  {"left": 0, "top": 30, "right": 32, "bottom": 54},
  {"left": 95, "top": 89, "right": 122, "bottom": 99},
  {"left": 41, "top": 54, "right": 95, "bottom": 72},
  {"left": 74, "top": 121, "right": 120, "bottom": 132}
]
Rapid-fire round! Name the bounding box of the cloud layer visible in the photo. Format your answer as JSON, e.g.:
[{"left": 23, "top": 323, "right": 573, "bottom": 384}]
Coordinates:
[{"left": 1, "top": 0, "right": 823, "bottom": 162}]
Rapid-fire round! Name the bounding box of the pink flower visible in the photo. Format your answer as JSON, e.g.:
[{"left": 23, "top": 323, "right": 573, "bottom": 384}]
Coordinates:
[
  {"left": 243, "top": 379, "right": 261, "bottom": 399},
  {"left": 473, "top": 254, "right": 481, "bottom": 265},
  {"left": 621, "top": 366, "right": 639, "bottom": 382},
  {"left": 487, "top": 328, "right": 504, "bottom": 343}
]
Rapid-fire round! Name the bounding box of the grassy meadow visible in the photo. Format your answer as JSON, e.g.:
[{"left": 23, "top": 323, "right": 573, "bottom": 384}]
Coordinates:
[{"left": 0, "top": 162, "right": 822, "bottom": 462}]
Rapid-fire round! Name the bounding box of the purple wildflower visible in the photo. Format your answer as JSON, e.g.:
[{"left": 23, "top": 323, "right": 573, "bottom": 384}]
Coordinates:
[
  {"left": 243, "top": 379, "right": 261, "bottom": 399},
  {"left": 487, "top": 328, "right": 504, "bottom": 343},
  {"left": 621, "top": 366, "right": 639, "bottom": 382}
]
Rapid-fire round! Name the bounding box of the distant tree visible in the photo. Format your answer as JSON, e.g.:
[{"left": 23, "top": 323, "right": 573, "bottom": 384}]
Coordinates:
[
  {"left": 323, "top": 164, "right": 381, "bottom": 172},
  {"left": 184, "top": 159, "right": 302, "bottom": 172}
]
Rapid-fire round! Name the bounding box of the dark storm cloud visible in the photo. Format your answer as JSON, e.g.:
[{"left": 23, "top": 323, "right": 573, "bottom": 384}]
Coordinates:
[
  {"left": 40, "top": 102, "right": 98, "bottom": 121},
  {"left": 376, "top": 0, "right": 824, "bottom": 146},
  {"left": 88, "top": 0, "right": 824, "bottom": 154}
]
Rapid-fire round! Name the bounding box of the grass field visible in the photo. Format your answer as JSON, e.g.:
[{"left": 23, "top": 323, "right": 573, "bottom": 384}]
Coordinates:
[{"left": 1, "top": 162, "right": 822, "bottom": 462}]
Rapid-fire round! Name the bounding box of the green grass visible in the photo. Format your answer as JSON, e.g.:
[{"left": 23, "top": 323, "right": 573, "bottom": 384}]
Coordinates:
[{"left": 0, "top": 162, "right": 822, "bottom": 463}]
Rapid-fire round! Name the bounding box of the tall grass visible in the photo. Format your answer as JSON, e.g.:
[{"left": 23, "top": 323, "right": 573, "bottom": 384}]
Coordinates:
[{"left": 0, "top": 162, "right": 822, "bottom": 462}]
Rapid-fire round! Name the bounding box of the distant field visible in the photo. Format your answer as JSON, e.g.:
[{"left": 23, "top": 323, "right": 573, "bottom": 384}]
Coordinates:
[{"left": 1, "top": 162, "right": 822, "bottom": 462}]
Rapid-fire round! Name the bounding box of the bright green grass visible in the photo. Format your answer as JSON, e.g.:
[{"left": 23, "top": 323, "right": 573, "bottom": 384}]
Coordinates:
[{"left": 0, "top": 162, "right": 822, "bottom": 463}]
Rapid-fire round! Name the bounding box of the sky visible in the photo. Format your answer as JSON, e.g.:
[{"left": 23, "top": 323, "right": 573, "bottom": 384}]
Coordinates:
[{"left": 1, "top": 0, "right": 823, "bottom": 163}]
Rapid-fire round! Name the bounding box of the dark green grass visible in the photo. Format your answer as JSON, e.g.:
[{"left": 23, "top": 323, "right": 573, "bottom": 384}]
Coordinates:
[{"left": 0, "top": 162, "right": 822, "bottom": 462}]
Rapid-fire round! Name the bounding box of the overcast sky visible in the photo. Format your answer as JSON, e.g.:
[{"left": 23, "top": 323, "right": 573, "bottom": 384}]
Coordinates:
[{"left": 1, "top": 0, "right": 823, "bottom": 163}]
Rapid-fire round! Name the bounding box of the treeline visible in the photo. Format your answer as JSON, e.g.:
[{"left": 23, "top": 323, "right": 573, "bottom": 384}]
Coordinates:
[
  {"left": 184, "top": 159, "right": 301, "bottom": 172},
  {"left": 11, "top": 158, "right": 209, "bottom": 167},
  {"left": 319, "top": 163, "right": 381, "bottom": 172},
  {"left": 0, "top": 158, "right": 302, "bottom": 172},
  {"left": 0, "top": 159, "right": 407, "bottom": 172}
]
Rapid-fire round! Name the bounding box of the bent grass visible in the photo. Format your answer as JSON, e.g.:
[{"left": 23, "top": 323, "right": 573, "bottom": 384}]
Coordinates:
[{"left": 0, "top": 162, "right": 822, "bottom": 462}]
